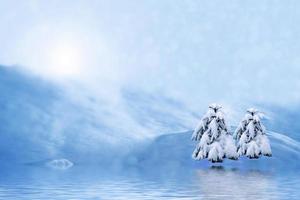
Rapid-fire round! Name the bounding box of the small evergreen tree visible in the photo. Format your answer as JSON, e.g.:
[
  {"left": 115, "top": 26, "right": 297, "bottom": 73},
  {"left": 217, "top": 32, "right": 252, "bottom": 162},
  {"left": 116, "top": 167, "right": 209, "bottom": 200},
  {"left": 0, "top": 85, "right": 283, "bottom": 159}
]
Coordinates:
[
  {"left": 192, "top": 104, "right": 238, "bottom": 163},
  {"left": 234, "top": 108, "right": 272, "bottom": 159}
]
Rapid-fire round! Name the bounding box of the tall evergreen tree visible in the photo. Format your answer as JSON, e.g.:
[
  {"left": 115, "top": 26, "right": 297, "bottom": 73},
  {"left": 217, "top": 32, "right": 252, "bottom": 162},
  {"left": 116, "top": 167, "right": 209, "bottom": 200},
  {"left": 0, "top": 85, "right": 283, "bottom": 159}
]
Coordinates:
[
  {"left": 192, "top": 104, "right": 238, "bottom": 163},
  {"left": 234, "top": 108, "right": 272, "bottom": 159}
]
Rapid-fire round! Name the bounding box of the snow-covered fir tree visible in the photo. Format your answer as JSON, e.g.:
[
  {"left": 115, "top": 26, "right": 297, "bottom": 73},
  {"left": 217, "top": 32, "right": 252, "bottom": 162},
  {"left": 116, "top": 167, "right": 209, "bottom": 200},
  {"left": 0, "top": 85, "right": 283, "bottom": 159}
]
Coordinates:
[
  {"left": 234, "top": 108, "right": 272, "bottom": 159},
  {"left": 192, "top": 104, "right": 238, "bottom": 163}
]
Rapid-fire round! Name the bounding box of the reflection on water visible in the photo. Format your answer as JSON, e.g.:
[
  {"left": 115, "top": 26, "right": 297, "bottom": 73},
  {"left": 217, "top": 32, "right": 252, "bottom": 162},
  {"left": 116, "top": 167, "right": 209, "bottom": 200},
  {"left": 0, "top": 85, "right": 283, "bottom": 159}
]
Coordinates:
[
  {"left": 0, "top": 166, "right": 298, "bottom": 200},
  {"left": 196, "top": 166, "right": 279, "bottom": 200}
]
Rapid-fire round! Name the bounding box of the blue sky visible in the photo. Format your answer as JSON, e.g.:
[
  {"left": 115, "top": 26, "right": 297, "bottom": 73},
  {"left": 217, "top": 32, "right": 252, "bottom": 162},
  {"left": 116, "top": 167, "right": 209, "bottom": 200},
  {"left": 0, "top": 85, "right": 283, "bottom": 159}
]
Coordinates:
[{"left": 1, "top": 0, "right": 300, "bottom": 136}]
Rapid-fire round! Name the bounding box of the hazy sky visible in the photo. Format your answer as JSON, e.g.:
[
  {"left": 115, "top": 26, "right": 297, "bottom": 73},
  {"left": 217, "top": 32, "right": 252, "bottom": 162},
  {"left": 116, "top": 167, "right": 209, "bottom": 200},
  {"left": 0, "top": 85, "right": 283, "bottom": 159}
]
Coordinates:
[{"left": 1, "top": 0, "right": 300, "bottom": 135}]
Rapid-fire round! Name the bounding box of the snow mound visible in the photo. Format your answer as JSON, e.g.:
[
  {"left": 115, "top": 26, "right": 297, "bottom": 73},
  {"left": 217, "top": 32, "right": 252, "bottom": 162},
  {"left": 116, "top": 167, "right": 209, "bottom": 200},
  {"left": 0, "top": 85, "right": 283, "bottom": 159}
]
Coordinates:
[
  {"left": 47, "top": 159, "right": 74, "bottom": 170},
  {"left": 136, "top": 130, "right": 300, "bottom": 171}
]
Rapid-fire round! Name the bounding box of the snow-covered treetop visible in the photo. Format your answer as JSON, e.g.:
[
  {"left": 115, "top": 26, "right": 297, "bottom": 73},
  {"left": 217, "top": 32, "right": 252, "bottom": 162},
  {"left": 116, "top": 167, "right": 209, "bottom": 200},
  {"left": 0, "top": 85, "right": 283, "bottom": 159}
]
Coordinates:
[
  {"left": 245, "top": 108, "right": 264, "bottom": 123},
  {"left": 192, "top": 103, "right": 225, "bottom": 141},
  {"left": 207, "top": 103, "right": 224, "bottom": 119},
  {"left": 208, "top": 103, "right": 222, "bottom": 112},
  {"left": 247, "top": 108, "right": 258, "bottom": 115}
]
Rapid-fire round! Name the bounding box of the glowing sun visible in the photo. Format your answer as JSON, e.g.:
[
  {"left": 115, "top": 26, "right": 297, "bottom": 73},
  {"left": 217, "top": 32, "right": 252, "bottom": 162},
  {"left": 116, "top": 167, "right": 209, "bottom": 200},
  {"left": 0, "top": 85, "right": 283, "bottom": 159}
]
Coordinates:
[{"left": 47, "top": 40, "right": 84, "bottom": 77}]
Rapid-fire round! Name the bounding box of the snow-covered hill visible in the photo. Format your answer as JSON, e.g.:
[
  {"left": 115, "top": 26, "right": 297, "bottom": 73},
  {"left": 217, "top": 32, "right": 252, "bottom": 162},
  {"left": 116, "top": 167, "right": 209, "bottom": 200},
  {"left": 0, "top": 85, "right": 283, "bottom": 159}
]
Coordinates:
[
  {"left": 0, "top": 65, "right": 194, "bottom": 166},
  {"left": 0, "top": 66, "right": 132, "bottom": 165},
  {"left": 0, "top": 65, "right": 300, "bottom": 172},
  {"left": 136, "top": 130, "right": 300, "bottom": 171}
]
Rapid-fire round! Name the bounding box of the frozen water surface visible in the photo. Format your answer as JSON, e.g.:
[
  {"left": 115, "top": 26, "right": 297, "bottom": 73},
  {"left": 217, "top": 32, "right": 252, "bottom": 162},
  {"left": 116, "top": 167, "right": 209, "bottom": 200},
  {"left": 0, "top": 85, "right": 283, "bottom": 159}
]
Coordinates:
[{"left": 0, "top": 166, "right": 299, "bottom": 200}]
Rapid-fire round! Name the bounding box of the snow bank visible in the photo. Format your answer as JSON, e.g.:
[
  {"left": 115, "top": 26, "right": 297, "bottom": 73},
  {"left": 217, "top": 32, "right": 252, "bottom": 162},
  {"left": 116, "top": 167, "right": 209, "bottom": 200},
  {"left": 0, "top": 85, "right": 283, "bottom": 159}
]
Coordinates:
[{"left": 47, "top": 159, "right": 74, "bottom": 170}]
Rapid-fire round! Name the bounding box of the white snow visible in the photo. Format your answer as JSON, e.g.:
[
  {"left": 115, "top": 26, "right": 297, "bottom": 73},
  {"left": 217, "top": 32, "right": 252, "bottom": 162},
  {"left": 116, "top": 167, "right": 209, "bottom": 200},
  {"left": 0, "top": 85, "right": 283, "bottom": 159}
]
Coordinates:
[
  {"left": 246, "top": 141, "right": 260, "bottom": 158},
  {"left": 257, "top": 135, "right": 272, "bottom": 156},
  {"left": 223, "top": 134, "right": 238, "bottom": 159},
  {"left": 208, "top": 142, "right": 224, "bottom": 163},
  {"left": 47, "top": 159, "right": 74, "bottom": 170}
]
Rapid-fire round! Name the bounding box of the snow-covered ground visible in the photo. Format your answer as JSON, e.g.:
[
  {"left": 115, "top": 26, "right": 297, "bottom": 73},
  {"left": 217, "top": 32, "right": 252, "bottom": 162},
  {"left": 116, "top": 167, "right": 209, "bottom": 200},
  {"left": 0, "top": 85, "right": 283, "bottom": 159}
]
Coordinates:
[
  {"left": 136, "top": 130, "right": 300, "bottom": 171},
  {"left": 0, "top": 65, "right": 299, "bottom": 169}
]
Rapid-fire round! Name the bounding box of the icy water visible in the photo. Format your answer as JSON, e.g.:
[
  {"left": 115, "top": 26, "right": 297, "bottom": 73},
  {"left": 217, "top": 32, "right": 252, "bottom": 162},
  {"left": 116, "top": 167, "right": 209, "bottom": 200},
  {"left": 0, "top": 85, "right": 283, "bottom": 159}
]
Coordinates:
[{"left": 0, "top": 165, "right": 299, "bottom": 200}]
